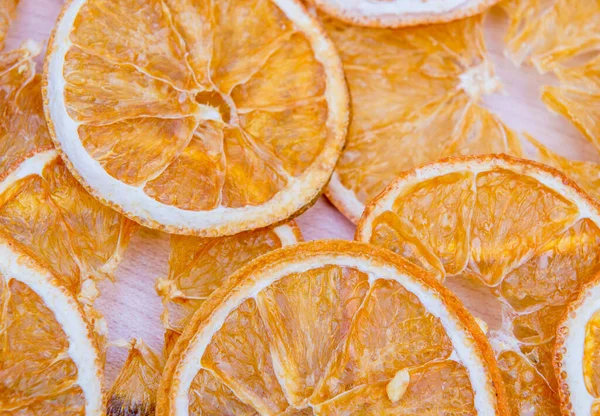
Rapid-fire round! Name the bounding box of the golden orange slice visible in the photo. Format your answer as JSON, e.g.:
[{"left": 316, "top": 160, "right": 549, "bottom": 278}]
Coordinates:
[
  {"left": 44, "top": 0, "right": 348, "bottom": 237},
  {"left": 0, "top": 0, "right": 18, "bottom": 50},
  {"left": 357, "top": 154, "right": 600, "bottom": 414},
  {"left": 555, "top": 273, "right": 600, "bottom": 415},
  {"left": 501, "top": 0, "right": 600, "bottom": 152},
  {"left": 0, "top": 43, "right": 137, "bottom": 309},
  {"left": 0, "top": 42, "right": 53, "bottom": 171},
  {"left": 107, "top": 340, "right": 162, "bottom": 416},
  {"left": 527, "top": 134, "right": 600, "bottom": 202},
  {"left": 311, "top": 0, "right": 500, "bottom": 28},
  {"left": 157, "top": 221, "right": 302, "bottom": 337},
  {"left": 0, "top": 231, "right": 103, "bottom": 414},
  {"left": 157, "top": 240, "right": 509, "bottom": 415},
  {"left": 318, "top": 12, "right": 522, "bottom": 223}
]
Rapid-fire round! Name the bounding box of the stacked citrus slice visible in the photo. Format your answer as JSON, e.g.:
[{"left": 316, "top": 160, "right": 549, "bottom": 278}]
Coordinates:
[
  {"left": 0, "top": 43, "right": 136, "bottom": 310},
  {"left": 356, "top": 155, "right": 600, "bottom": 414},
  {"left": 502, "top": 0, "right": 600, "bottom": 151},
  {"left": 105, "top": 222, "right": 302, "bottom": 414},
  {"left": 311, "top": 0, "right": 501, "bottom": 28},
  {"left": 157, "top": 240, "right": 509, "bottom": 415},
  {"left": 0, "top": 231, "right": 103, "bottom": 414},
  {"left": 157, "top": 221, "right": 302, "bottom": 339},
  {"left": 318, "top": 12, "right": 522, "bottom": 223},
  {"left": 44, "top": 0, "right": 348, "bottom": 237},
  {"left": 555, "top": 274, "right": 600, "bottom": 415}
]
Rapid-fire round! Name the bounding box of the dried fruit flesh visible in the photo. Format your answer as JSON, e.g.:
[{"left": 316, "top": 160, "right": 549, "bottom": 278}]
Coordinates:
[
  {"left": 555, "top": 274, "right": 600, "bottom": 414},
  {"left": 357, "top": 155, "right": 600, "bottom": 415},
  {"left": 320, "top": 11, "right": 522, "bottom": 222},
  {"left": 0, "top": 0, "right": 18, "bottom": 50},
  {"left": 0, "top": 43, "right": 52, "bottom": 172},
  {"left": 501, "top": 0, "right": 600, "bottom": 153},
  {"left": 157, "top": 241, "right": 509, "bottom": 415},
  {"left": 45, "top": 0, "right": 348, "bottom": 236},
  {"left": 107, "top": 340, "right": 162, "bottom": 416},
  {"left": 0, "top": 43, "right": 137, "bottom": 307},
  {"left": 0, "top": 233, "right": 103, "bottom": 414},
  {"left": 157, "top": 222, "right": 302, "bottom": 340}
]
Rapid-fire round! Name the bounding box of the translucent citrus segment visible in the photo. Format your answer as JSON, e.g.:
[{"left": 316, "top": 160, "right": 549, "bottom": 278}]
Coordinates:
[
  {"left": 311, "top": 0, "right": 500, "bottom": 28},
  {"left": 0, "top": 43, "right": 52, "bottom": 173},
  {"left": 45, "top": 0, "right": 348, "bottom": 236},
  {"left": 0, "top": 233, "right": 102, "bottom": 414},
  {"left": 585, "top": 311, "right": 600, "bottom": 398},
  {"left": 555, "top": 274, "right": 600, "bottom": 415},
  {"left": 314, "top": 360, "right": 475, "bottom": 414},
  {"left": 156, "top": 222, "right": 301, "bottom": 337},
  {"left": 258, "top": 265, "right": 369, "bottom": 405},
  {"left": 318, "top": 12, "right": 521, "bottom": 223},
  {"left": 527, "top": 135, "right": 600, "bottom": 202},
  {"left": 0, "top": 150, "right": 137, "bottom": 304},
  {"left": 0, "top": 0, "right": 18, "bottom": 50},
  {"left": 157, "top": 241, "right": 509, "bottom": 415},
  {"left": 501, "top": 0, "right": 600, "bottom": 152},
  {"left": 500, "top": 0, "right": 600, "bottom": 71},
  {"left": 107, "top": 340, "right": 162, "bottom": 416},
  {"left": 357, "top": 155, "right": 600, "bottom": 415},
  {"left": 0, "top": 43, "right": 136, "bottom": 306}
]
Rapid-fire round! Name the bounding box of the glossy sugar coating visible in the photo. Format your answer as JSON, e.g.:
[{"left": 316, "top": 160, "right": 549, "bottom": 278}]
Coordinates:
[
  {"left": 61, "top": 0, "right": 331, "bottom": 211},
  {"left": 321, "top": 12, "right": 522, "bottom": 220},
  {"left": 0, "top": 277, "right": 86, "bottom": 413},
  {"left": 362, "top": 163, "right": 600, "bottom": 414},
  {"left": 185, "top": 267, "right": 476, "bottom": 414}
]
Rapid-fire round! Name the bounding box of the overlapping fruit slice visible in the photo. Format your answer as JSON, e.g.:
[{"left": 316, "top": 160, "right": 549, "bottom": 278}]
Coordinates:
[
  {"left": 106, "top": 222, "right": 302, "bottom": 414},
  {"left": 318, "top": 11, "right": 522, "bottom": 223},
  {"left": 0, "top": 0, "right": 18, "bottom": 50},
  {"left": 44, "top": 0, "right": 348, "bottom": 237},
  {"left": 555, "top": 272, "right": 600, "bottom": 415},
  {"left": 0, "top": 43, "right": 136, "bottom": 310},
  {"left": 527, "top": 135, "right": 600, "bottom": 202},
  {"left": 157, "top": 221, "right": 302, "bottom": 340},
  {"left": 501, "top": 0, "right": 600, "bottom": 151},
  {"left": 356, "top": 155, "right": 600, "bottom": 415},
  {"left": 157, "top": 240, "right": 509, "bottom": 415},
  {"left": 0, "top": 231, "right": 103, "bottom": 414},
  {"left": 311, "top": 0, "right": 500, "bottom": 28}
]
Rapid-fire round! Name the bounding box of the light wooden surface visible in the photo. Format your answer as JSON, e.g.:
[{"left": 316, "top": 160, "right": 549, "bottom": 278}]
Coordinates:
[{"left": 6, "top": 0, "right": 598, "bottom": 384}]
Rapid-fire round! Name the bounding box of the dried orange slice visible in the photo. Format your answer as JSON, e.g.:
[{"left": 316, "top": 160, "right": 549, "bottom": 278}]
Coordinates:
[
  {"left": 311, "top": 0, "right": 500, "bottom": 28},
  {"left": 0, "top": 44, "right": 137, "bottom": 309},
  {"left": 107, "top": 340, "right": 162, "bottom": 416},
  {"left": 319, "top": 12, "right": 522, "bottom": 223},
  {"left": 44, "top": 0, "right": 348, "bottom": 237},
  {"left": 0, "top": 42, "right": 52, "bottom": 171},
  {"left": 0, "top": 231, "right": 103, "bottom": 414},
  {"left": 356, "top": 154, "right": 600, "bottom": 414},
  {"left": 157, "top": 221, "right": 302, "bottom": 337},
  {"left": 527, "top": 134, "right": 600, "bottom": 202},
  {"left": 501, "top": 0, "right": 600, "bottom": 151},
  {"left": 555, "top": 273, "right": 600, "bottom": 415},
  {"left": 157, "top": 240, "right": 509, "bottom": 415},
  {"left": 0, "top": 0, "right": 18, "bottom": 50}
]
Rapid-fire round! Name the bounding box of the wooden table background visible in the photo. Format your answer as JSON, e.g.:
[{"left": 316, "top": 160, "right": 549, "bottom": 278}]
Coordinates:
[{"left": 6, "top": 0, "right": 597, "bottom": 384}]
